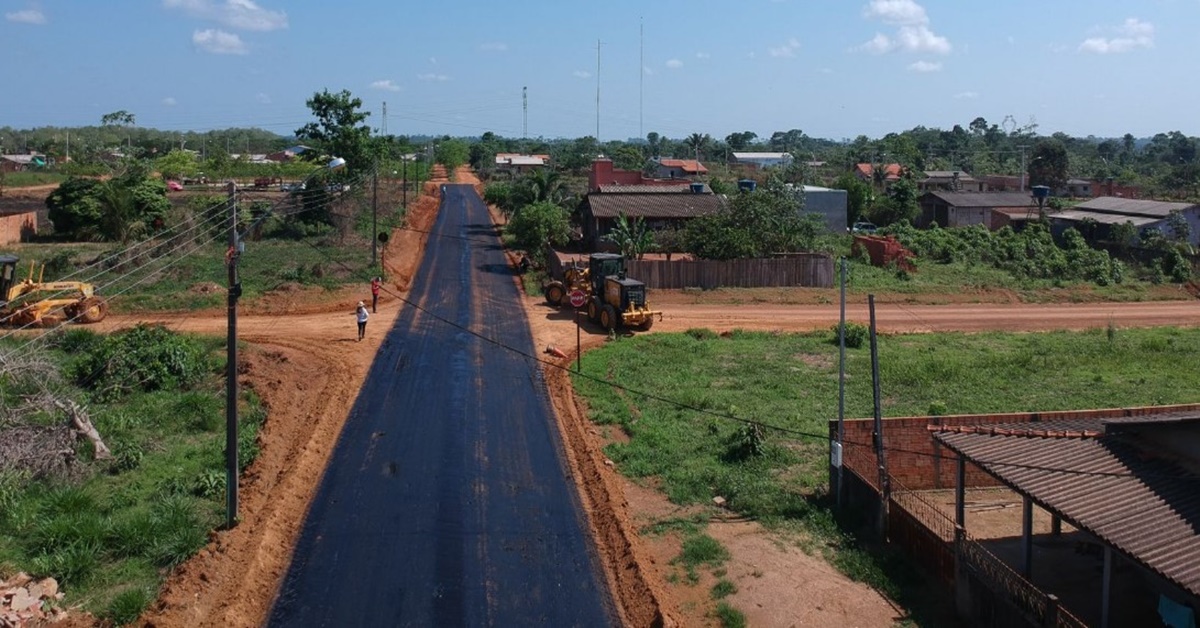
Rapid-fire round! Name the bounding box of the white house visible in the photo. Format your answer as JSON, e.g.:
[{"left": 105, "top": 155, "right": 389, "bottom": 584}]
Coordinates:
[{"left": 733, "top": 152, "right": 794, "bottom": 169}]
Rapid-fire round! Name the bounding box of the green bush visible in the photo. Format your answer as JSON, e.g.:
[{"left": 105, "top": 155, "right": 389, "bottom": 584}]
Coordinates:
[
  {"left": 714, "top": 602, "right": 747, "bottom": 628},
  {"left": 831, "top": 322, "right": 869, "bottom": 349},
  {"left": 68, "top": 324, "right": 208, "bottom": 401},
  {"left": 105, "top": 587, "right": 153, "bottom": 625}
]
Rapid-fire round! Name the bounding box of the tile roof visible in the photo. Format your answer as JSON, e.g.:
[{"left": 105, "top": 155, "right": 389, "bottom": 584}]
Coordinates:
[
  {"left": 657, "top": 159, "right": 708, "bottom": 174},
  {"left": 597, "top": 184, "right": 710, "bottom": 194},
  {"left": 933, "top": 419, "right": 1200, "bottom": 598},
  {"left": 855, "top": 163, "right": 903, "bottom": 180},
  {"left": 1074, "top": 196, "right": 1198, "bottom": 218},
  {"left": 587, "top": 192, "right": 723, "bottom": 219}
]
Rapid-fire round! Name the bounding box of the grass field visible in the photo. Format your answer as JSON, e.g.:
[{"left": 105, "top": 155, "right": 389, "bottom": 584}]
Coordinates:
[
  {"left": 0, "top": 330, "right": 263, "bottom": 623},
  {"left": 571, "top": 325, "right": 1200, "bottom": 605},
  {"left": 2, "top": 172, "right": 68, "bottom": 187}
]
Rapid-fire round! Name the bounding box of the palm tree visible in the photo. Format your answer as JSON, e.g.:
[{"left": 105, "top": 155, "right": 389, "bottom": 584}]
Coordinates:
[
  {"left": 683, "top": 133, "right": 711, "bottom": 161},
  {"left": 603, "top": 213, "right": 655, "bottom": 260},
  {"left": 516, "top": 168, "right": 566, "bottom": 207}
]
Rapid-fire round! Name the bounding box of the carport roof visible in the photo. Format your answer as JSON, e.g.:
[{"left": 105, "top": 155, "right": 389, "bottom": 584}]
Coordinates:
[
  {"left": 1075, "top": 197, "right": 1198, "bottom": 218},
  {"left": 933, "top": 412, "right": 1200, "bottom": 598},
  {"left": 1051, "top": 209, "right": 1160, "bottom": 227}
]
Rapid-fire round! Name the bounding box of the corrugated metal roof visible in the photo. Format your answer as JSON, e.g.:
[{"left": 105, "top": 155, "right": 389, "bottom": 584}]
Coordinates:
[
  {"left": 934, "top": 425, "right": 1200, "bottom": 597},
  {"left": 1075, "top": 197, "right": 1198, "bottom": 218},
  {"left": 587, "top": 193, "right": 723, "bottom": 218},
  {"left": 734, "top": 152, "right": 792, "bottom": 160},
  {"left": 1052, "top": 209, "right": 1160, "bottom": 227},
  {"left": 922, "top": 191, "right": 1037, "bottom": 208},
  {"left": 597, "top": 184, "right": 709, "bottom": 194}
]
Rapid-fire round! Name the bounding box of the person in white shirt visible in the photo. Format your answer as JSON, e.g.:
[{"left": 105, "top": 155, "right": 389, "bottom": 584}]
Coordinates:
[{"left": 354, "top": 301, "right": 369, "bottom": 341}]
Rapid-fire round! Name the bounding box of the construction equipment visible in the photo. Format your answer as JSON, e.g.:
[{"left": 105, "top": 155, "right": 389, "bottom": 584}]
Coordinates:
[
  {"left": 542, "top": 257, "right": 590, "bottom": 307},
  {"left": 582, "top": 253, "right": 661, "bottom": 332},
  {"left": 0, "top": 255, "right": 108, "bottom": 326}
]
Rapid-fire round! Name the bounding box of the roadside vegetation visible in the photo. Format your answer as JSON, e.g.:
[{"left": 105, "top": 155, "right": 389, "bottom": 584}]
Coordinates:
[
  {"left": 572, "top": 325, "right": 1200, "bottom": 614},
  {"left": 0, "top": 325, "right": 264, "bottom": 623}
]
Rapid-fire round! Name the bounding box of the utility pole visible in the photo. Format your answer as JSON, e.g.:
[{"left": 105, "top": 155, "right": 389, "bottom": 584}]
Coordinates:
[
  {"left": 596, "top": 39, "right": 602, "bottom": 141},
  {"left": 835, "top": 258, "right": 847, "bottom": 509},
  {"left": 382, "top": 101, "right": 388, "bottom": 136},
  {"left": 522, "top": 86, "right": 528, "bottom": 139},
  {"left": 372, "top": 165, "right": 379, "bottom": 267},
  {"left": 65, "top": 130, "right": 70, "bottom": 162},
  {"left": 639, "top": 18, "right": 644, "bottom": 139},
  {"left": 224, "top": 181, "right": 241, "bottom": 529},
  {"left": 868, "top": 294, "right": 888, "bottom": 539},
  {"left": 1019, "top": 145, "right": 1028, "bottom": 192}
]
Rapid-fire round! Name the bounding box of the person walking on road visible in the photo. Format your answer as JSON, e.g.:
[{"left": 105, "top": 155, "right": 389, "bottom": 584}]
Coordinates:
[
  {"left": 355, "top": 301, "right": 369, "bottom": 341},
  {"left": 370, "top": 276, "right": 382, "bottom": 313}
]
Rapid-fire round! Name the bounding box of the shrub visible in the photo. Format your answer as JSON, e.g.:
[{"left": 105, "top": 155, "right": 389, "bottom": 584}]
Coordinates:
[
  {"left": 831, "top": 322, "right": 869, "bottom": 349},
  {"left": 678, "top": 534, "right": 730, "bottom": 567},
  {"left": 68, "top": 324, "right": 208, "bottom": 401},
  {"left": 105, "top": 587, "right": 153, "bottom": 625},
  {"left": 714, "top": 602, "right": 747, "bottom": 628}
]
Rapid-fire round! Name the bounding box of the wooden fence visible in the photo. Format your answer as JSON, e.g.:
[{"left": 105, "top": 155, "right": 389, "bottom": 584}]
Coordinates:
[{"left": 624, "top": 254, "right": 833, "bottom": 290}]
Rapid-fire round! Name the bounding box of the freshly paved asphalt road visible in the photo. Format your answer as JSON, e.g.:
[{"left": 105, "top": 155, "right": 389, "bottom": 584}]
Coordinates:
[{"left": 269, "top": 185, "right": 617, "bottom": 627}]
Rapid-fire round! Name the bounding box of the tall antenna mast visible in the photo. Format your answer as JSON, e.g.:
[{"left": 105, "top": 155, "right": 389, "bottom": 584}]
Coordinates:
[
  {"left": 523, "top": 86, "right": 528, "bottom": 139},
  {"left": 639, "top": 18, "right": 644, "bottom": 139},
  {"left": 381, "top": 101, "right": 387, "bottom": 136},
  {"left": 596, "top": 39, "right": 602, "bottom": 141}
]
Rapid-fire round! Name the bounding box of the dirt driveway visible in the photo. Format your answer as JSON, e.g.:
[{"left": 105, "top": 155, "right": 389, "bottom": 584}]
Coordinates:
[{"left": 109, "top": 170, "right": 1199, "bottom": 627}]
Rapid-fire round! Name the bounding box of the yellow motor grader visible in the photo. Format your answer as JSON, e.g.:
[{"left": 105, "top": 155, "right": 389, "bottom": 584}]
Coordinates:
[
  {"left": 545, "top": 253, "right": 661, "bottom": 331},
  {"left": 0, "top": 255, "right": 108, "bottom": 326}
]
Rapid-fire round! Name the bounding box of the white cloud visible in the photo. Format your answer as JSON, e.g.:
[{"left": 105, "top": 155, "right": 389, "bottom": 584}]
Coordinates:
[
  {"left": 643, "top": 66, "right": 654, "bottom": 76},
  {"left": 5, "top": 8, "right": 46, "bottom": 24},
  {"left": 193, "top": 29, "right": 247, "bottom": 54},
  {"left": 163, "top": 97, "right": 178, "bottom": 106},
  {"left": 417, "top": 73, "right": 450, "bottom": 82},
  {"left": 1079, "top": 17, "right": 1154, "bottom": 53},
  {"left": 370, "top": 79, "right": 401, "bottom": 92},
  {"left": 479, "top": 42, "right": 508, "bottom": 52},
  {"left": 164, "top": 0, "right": 287, "bottom": 31},
  {"left": 907, "top": 60, "right": 942, "bottom": 72},
  {"left": 863, "top": 0, "right": 927, "bottom": 25},
  {"left": 818, "top": 67, "right": 834, "bottom": 74},
  {"left": 665, "top": 58, "right": 683, "bottom": 69},
  {"left": 696, "top": 51, "right": 711, "bottom": 59},
  {"left": 769, "top": 37, "right": 801, "bottom": 58},
  {"left": 860, "top": 0, "right": 950, "bottom": 54},
  {"left": 953, "top": 91, "right": 979, "bottom": 99},
  {"left": 573, "top": 70, "right": 592, "bottom": 78},
  {"left": 255, "top": 92, "right": 271, "bottom": 104}
]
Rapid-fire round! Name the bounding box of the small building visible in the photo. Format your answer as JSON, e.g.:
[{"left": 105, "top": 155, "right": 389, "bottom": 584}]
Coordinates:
[
  {"left": 580, "top": 183, "right": 723, "bottom": 250},
  {"left": 853, "top": 163, "right": 903, "bottom": 186},
  {"left": 494, "top": 153, "right": 549, "bottom": 176},
  {"left": 651, "top": 158, "right": 707, "bottom": 179},
  {"left": 1050, "top": 197, "right": 1200, "bottom": 247},
  {"left": 732, "top": 152, "right": 793, "bottom": 170},
  {"left": 918, "top": 170, "right": 986, "bottom": 193},
  {"left": 917, "top": 191, "right": 1038, "bottom": 229},
  {"left": 789, "top": 184, "right": 848, "bottom": 233}
]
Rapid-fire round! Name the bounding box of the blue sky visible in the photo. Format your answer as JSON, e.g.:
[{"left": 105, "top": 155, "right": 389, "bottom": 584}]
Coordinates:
[{"left": 1, "top": 0, "right": 1193, "bottom": 142}]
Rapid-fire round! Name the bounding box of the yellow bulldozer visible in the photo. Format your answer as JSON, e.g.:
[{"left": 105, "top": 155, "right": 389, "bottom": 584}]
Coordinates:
[{"left": 0, "top": 255, "right": 108, "bottom": 326}]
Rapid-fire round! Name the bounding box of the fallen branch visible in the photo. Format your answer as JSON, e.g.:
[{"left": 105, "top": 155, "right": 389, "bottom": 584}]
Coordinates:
[{"left": 52, "top": 399, "right": 111, "bottom": 460}]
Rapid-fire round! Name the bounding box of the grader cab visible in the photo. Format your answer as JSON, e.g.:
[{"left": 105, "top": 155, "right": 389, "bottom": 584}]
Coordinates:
[
  {"left": 581, "top": 253, "right": 661, "bottom": 332},
  {"left": 0, "top": 255, "right": 108, "bottom": 326}
]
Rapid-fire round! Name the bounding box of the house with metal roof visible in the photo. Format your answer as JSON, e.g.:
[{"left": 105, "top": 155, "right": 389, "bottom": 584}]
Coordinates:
[
  {"left": 918, "top": 170, "right": 986, "bottom": 193},
  {"left": 579, "top": 183, "right": 723, "bottom": 251},
  {"left": 1050, "top": 197, "right": 1200, "bottom": 246},
  {"left": 917, "top": 191, "right": 1039, "bottom": 229},
  {"left": 494, "top": 153, "right": 549, "bottom": 176},
  {"left": 732, "top": 152, "right": 793, "bottom": 169}
]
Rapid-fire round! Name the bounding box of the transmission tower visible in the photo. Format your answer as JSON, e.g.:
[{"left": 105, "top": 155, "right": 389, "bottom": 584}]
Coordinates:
[
  {"left": 523, "top": 86, "right": 528, "bottom": 139},
  {"left": 381, "top": 101, "right": 387, "bottom": 136}
]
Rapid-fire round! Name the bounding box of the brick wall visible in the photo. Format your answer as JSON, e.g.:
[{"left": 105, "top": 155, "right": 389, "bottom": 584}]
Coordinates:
[
  {"left": 0, "top": 211, "right": 36, "bottom": 245},
  {"left": 831, "top": 403, "right": 1200, "bottom": 491}
]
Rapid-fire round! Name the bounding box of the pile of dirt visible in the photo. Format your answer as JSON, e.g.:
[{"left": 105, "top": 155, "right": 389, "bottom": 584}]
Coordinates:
[{"left": 1, "top": 573, "right": 66, "bottom": 626}]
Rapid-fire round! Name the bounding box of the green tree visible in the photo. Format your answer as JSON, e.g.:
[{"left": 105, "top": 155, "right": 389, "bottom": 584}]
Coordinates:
[
  {"left": 603, "top": 213, "right": 655, "bottom": 260},
  {"left": 156, "top": 149, "right": 199, "bottom": 181},
  {"left": 724, "top": 131, "right": 758, "bottom": 152},
  {"left": 295, "top": 89, "right": 373, "bottom": 173},
  {"left": 683, "top": 133, "right": 712, "bottom": 160},
  {"left": 683, "top": 187, "right": 818, "bottom": 259},
  {"left": 435, "top": 139, "right": 470, "bottom": 171},
  {"left": 1028, "top": 139, "right": 1069, "bottom": 191},
  {"left": 869, "top": 176, "right": 920, "bottom": 226},
  {"left": 101, "top": 110, "right": 136, "bottom": 127},
  {"left": 46, "top": 177, "right": 104, "bottom": 237},
  {"left": 504, "top": 201, "right": 571, "bottom": 255},
  {"left": 45, "top": 169, "right": 168, "bottom": 242},
  {"left": 513, "top": 168, "right": 567, "bottom": 207},
  {"left": 831, "top": 173, "right": 873, "bottom": 226},
  {"left": 610, "top": 144, "right": 645, "bottom": 171}
]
